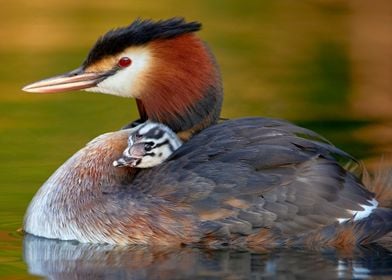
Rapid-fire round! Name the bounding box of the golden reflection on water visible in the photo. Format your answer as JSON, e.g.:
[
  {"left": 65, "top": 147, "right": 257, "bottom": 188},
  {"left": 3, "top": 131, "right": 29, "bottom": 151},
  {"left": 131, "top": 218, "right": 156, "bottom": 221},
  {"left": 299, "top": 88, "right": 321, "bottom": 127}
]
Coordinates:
[{"left": 0, "top": 0, "right": 391, "bottom": 278}]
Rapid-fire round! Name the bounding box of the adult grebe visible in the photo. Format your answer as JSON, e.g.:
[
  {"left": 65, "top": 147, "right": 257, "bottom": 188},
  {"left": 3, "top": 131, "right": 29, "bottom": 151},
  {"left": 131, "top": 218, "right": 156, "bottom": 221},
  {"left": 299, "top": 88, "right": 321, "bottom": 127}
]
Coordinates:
[{"left": 22, "top": 18, "right": 391, "bottom": 247}]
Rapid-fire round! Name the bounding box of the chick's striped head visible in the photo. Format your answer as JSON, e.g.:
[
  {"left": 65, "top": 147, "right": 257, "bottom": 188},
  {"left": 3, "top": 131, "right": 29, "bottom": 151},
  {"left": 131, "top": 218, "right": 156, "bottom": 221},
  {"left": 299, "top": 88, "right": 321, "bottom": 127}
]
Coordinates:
[{"left": 113, "top": 122, "right": 182, "bottom": 168}]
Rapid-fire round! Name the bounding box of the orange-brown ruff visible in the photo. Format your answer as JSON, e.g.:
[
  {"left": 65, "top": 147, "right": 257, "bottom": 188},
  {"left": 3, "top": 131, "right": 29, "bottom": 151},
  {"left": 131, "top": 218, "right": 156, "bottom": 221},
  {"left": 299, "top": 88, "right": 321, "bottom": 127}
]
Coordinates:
[{"left": 23, "top": 18, "right": 392, "bottom": 248}]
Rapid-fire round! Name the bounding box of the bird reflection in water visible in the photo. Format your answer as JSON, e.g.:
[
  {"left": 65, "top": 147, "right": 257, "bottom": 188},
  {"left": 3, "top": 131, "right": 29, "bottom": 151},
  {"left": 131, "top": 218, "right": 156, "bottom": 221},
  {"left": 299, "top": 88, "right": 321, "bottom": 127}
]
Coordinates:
[{"left": 24, "top": 235, "right": 392, "bottom": 279}]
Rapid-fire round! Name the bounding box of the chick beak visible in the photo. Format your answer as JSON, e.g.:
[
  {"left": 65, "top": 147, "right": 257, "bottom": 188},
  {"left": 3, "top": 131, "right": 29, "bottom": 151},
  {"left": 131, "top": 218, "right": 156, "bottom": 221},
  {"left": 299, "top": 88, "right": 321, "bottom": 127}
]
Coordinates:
[
  {"left": 22, "top": 67, "right": 113, "bottom": 93},
  {"left": 113, "top": 157, "right": 141, "bottom": 168}
]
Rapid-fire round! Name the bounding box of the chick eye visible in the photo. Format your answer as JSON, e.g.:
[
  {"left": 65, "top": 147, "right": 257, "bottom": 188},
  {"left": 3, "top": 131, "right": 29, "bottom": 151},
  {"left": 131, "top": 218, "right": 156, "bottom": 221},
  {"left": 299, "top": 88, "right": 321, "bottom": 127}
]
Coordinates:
[
  {"left": 134, "top": 133, "right": 142, "bottom": 140},
  {"left": 118, "top": 57, "right": 132, "bottom": 68},
  {"left": 144, "top": 143, "right": 153, "bottom": 152}
]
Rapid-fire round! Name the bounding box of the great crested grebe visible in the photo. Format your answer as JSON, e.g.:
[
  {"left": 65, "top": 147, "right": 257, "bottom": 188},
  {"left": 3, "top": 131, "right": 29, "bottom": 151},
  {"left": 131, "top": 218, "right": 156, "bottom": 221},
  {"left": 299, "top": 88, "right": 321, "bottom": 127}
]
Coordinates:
[
  {"left": 22, "top": 18, "right": 391, "bottom": 247},
  {"left": 113, "top": 122, "right": 182, "bottom": 168}
]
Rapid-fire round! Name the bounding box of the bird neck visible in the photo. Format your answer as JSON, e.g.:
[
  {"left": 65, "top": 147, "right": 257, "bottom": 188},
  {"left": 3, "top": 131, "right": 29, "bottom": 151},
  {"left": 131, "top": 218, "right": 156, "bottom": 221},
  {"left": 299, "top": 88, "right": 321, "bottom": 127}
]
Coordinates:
[{"left": 140, "top": 34, "right": 223, "bottom": 140}]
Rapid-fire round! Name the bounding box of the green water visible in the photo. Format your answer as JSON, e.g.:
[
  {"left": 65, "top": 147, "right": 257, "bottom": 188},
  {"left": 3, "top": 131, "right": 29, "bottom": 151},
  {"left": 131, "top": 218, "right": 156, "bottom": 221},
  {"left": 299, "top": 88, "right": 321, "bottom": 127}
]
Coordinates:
[{"left": 1, "top": 1, "right": 391, "bottom": 278}]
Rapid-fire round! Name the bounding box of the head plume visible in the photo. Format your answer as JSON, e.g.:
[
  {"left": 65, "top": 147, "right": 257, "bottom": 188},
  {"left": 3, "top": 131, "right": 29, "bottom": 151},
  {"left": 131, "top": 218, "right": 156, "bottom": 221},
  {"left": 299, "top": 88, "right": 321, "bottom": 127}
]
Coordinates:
[{"left": 84, "top": 18, "right": 202, "bottom": 67}]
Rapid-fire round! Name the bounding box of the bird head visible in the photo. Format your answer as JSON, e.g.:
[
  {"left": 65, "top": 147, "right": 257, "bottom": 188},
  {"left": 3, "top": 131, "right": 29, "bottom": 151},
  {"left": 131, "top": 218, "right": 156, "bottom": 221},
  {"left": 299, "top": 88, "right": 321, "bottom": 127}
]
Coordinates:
[
  {"left": 113, "top": 121, "right": 182, "bottom": 168},
  {"left": 23, "top": 18, "right": 223, "bottom": 137}
]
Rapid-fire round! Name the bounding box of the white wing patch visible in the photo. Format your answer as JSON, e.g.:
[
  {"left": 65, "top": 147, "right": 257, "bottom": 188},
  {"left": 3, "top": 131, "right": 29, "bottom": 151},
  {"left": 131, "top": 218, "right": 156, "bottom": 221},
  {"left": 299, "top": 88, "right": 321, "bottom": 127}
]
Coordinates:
[{"left": 337, "top": 198, "right": 378, "bottom": 223}]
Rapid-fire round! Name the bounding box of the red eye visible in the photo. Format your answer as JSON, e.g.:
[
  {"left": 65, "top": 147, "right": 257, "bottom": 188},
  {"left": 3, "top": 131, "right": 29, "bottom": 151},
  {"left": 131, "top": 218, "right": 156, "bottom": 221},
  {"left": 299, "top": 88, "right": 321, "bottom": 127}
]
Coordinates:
[{"left": 118, "top": 57, "right": 132, "bottom": 68}]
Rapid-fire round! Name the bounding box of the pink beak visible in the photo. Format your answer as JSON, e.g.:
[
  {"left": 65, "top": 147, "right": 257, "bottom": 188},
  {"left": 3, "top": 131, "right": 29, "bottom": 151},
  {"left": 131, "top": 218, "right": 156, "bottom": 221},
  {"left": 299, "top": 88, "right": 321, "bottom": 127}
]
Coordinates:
[{"left": 22, "top": 67, "right": 112, "bottom": 93}]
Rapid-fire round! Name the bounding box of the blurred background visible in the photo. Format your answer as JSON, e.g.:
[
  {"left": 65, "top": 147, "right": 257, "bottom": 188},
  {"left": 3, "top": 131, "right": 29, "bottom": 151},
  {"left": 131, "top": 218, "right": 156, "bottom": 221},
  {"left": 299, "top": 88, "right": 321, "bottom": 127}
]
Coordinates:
[{"left": 0, "top": 0, "right": 391, "bottom": 278}]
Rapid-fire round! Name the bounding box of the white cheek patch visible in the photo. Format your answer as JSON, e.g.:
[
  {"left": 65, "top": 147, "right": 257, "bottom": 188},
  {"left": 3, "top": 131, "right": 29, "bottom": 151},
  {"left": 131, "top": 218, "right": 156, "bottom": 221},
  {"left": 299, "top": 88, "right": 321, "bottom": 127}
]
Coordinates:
[
  {"left": 85, "top": 46, "right": 152, "bottom": 98},
  {"left": 139, "top": 155, "right": 163, "bottom": 168}
]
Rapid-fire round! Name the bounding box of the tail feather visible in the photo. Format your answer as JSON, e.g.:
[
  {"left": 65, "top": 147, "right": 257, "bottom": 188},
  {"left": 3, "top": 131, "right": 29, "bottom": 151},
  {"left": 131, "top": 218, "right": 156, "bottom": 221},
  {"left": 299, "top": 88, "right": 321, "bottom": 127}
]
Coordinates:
[
  {"left": 290, "top": 208, "right": 392, "bottom": 248},
  {"left": 288, "top": 161, "right": 392, "bottom": 249},
  {"left": 354, "top": 208, "right": 392, "bottom": 244},
  {"left": 363, "top": 166, "right": 392, "bottom": 208},
  {"left": 358, "top": 161, "right": 392, "bottom": 248}
]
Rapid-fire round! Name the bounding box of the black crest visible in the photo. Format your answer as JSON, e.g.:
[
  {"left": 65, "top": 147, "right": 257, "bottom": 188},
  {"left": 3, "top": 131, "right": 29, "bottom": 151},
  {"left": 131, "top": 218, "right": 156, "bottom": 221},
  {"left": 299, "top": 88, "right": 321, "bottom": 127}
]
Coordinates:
[{"left": 84, "top": 18, "right": 202, "bottom": 66}]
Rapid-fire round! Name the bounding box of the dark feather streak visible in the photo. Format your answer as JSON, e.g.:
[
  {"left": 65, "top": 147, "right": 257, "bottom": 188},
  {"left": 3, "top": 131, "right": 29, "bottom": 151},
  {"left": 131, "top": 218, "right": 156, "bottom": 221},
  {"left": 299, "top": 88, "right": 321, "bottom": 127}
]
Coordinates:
[{"left": 84, "top": 18, "right": 201, "bottom": 66}]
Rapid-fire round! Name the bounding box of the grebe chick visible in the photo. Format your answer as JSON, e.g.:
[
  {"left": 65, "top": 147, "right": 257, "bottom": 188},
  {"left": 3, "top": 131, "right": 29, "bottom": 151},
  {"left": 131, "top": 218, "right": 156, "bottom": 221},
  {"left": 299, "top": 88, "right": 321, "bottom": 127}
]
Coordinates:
[{"left": 113, "top": 122, "right": 182, "bottom": 168}]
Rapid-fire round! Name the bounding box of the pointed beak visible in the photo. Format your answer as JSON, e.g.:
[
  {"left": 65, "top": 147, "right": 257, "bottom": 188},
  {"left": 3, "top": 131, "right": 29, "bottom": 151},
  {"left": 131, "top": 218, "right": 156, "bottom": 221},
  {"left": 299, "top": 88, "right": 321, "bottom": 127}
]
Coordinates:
[
  {"left": 22, "top": 67, "right": 113, "bottom": 93},
  {"left": 113, "top": 156, "right": 141, "bottom": 168}
]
